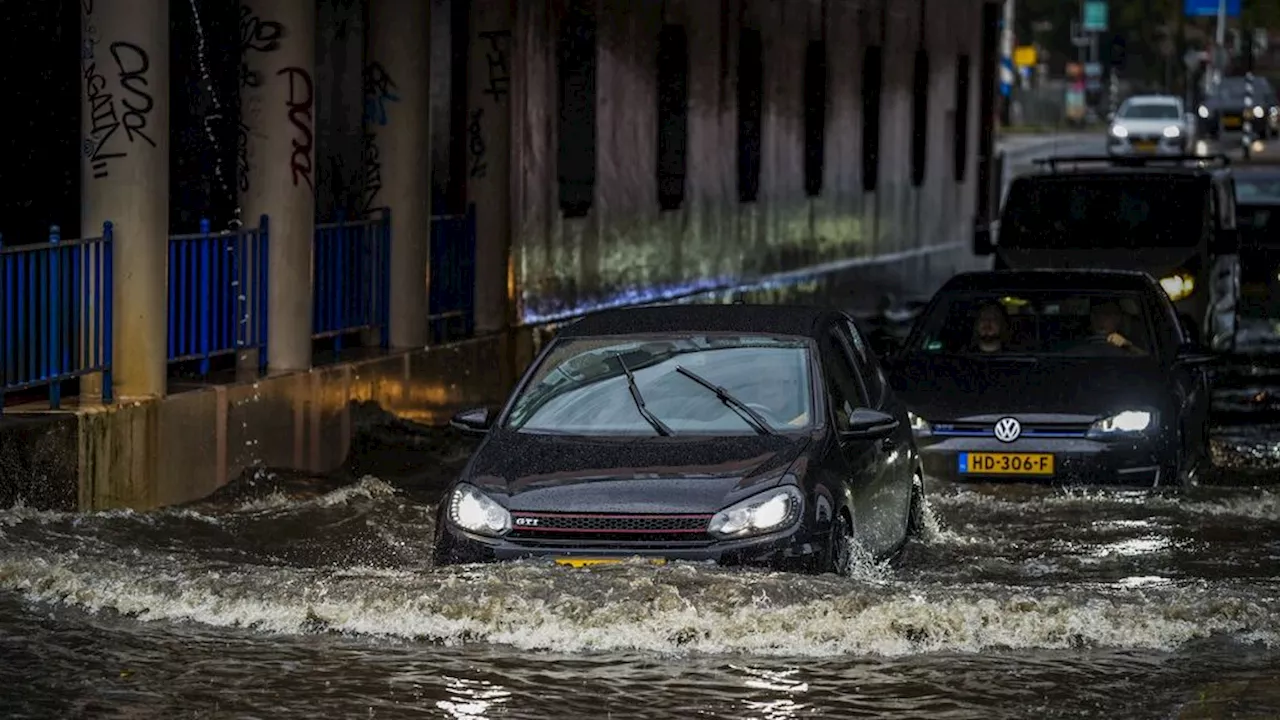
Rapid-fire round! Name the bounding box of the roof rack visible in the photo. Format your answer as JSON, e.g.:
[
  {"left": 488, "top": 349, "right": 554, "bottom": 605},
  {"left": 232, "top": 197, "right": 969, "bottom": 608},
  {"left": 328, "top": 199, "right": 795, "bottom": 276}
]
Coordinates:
[{"left": 1030, "top": 154, "right": 1232, "bottom": 171}]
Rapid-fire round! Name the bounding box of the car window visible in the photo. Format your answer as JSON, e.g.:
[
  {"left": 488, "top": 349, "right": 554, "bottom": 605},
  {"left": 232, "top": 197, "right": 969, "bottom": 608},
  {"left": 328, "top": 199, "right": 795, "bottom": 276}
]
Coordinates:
[
  {"left": 1118, "top": 102, "right": 1179, "bottom": 120},
  {"left": 504, "top": 333, "right": 816, "bottom": 436},
  {"left": 908, "top": 290, "right": 1159, "bottom": 359},
  {"left": 841, "top": 318, "right": 886, "bottom": 406},
  {"left": 820, "top": 330, "right": 866, "bottom": 430},
  {"left": 1000, "top": 176, "right": 1208, "bottom": 249},
  {"left": 1236, "top": 176, "right": 1280, "bottom": 204}
]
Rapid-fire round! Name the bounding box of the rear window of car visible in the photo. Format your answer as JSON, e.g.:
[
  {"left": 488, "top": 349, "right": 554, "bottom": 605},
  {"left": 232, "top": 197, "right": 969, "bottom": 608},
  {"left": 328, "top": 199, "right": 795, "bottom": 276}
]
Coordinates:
[{"left": 1000, "top": 175, "right": 1208, "bottom": 249}]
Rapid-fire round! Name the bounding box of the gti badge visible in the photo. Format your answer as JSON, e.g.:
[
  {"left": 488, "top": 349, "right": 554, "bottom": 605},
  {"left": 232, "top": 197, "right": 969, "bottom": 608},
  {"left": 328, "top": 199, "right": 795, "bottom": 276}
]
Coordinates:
[
  {"left": 993, "top": 417, "right": 1022, "bottom": 443},
  {"left": 514, "top": 517, "right": 540, "bottom": 526}
]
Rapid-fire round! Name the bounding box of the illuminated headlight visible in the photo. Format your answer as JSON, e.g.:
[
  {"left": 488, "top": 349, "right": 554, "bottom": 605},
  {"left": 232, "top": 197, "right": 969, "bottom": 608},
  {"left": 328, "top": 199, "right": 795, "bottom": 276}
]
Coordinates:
[
  {"left": 908, "top": 411, "right": 932, "bottom": 435},
  {"left": 1111, "top": 125, "right": 1129, "bottom": 138},
  {"left": 707, "top": 485, "right": 802, "bottom": 539},
  {"left": 448, "top": 483, "right": 512, "bottom": 536},
  {"left": 1159, "top": 272, "right": 1196, "bottom": 302},
  {"left": 1089, "top": 410, "right": 1153, "bottom": 435},
  {"left": 1254, "top": 106, "right": 1265, "bottom": 119},
  {"left": 1163, "top": 125, "right": 1182, "bottom": 138},
  {"left": 1198, "top": 105, "right": 1210, "bottom": 118}
]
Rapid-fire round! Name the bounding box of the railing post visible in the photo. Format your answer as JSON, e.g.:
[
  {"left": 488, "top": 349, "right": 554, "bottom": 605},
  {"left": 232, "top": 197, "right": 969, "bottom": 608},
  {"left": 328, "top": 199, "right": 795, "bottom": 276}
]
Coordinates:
[
  {"left": 198, "top": 218, "right": 212, "bottom": 377},
  {"left": 258, "top": 214, "right": 269, "bottom": 376},
  {"left": 48, "top": 225, "right": 62, "bottom": 409},
  {"left": 102, "top": 221, "right": 114, "bottom": 404}
]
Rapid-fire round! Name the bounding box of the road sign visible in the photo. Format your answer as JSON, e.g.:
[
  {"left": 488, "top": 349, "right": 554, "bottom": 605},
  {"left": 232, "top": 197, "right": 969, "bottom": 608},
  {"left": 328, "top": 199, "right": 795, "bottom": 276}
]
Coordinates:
[
  {"left": 1014, "top": 45, "right": 1038, "bottom": 67},
  {"left": 1083, "top": 1, "right": 1109, "bottom": 32},
  {"left": 1183, "top": 0, "right": 1240, "bottom": 17}
]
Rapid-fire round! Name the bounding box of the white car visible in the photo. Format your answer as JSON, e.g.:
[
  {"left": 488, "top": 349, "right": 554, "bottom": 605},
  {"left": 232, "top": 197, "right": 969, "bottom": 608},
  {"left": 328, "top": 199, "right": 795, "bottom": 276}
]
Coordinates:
[{"left": 1107, "top": 95, "right": 1194, "bottom": 156}]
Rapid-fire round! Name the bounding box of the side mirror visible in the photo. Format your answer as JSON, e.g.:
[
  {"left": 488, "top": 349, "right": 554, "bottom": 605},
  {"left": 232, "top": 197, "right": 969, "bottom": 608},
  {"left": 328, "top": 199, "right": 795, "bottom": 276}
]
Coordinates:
[
  {"left": 1174, "top": 344, "right": 1216, "bottom": 367},
  {"left": 450, "top": 407, "right": 493, "bottom": 436},
  {"left": 839, "top": 408, "right": 900, "bottom": 441},
  {"left": 973, "top": 220, "right": 994, "bottom": 256}
]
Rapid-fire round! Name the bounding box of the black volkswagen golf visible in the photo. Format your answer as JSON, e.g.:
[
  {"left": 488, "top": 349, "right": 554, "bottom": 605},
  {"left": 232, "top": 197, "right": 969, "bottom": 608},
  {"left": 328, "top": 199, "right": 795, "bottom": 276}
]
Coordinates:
[
  {"left": 884, "top": 270, "right": 1214, "bottom": 488},
  {"left": 432, "top": 304, "right": 926, "bottom": 575}
]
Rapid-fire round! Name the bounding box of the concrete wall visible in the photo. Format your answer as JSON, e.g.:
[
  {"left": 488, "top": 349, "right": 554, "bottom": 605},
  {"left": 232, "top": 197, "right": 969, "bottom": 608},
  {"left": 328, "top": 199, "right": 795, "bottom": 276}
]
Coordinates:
[{"left": 509, "top": 0, "right": 988, "bottom": 325}]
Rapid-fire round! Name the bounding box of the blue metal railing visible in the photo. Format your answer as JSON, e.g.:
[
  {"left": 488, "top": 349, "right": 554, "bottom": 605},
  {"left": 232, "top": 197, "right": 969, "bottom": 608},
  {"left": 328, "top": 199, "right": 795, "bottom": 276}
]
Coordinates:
[
  {"left": 313, "top": 208, "right": 391, "bottom": 351},
  {"left": 1, "top": 223, "right": 114, "bottom": 415},
  {"left": 428, "top": 204, "right": 476, "bottom": 343},
  {"left": 167, "top": 216, "right": 270, "bottom": 376}
]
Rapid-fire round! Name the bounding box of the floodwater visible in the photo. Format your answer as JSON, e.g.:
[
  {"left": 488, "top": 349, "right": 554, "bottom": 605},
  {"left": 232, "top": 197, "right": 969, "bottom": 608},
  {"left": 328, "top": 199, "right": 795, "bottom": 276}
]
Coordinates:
[{"left": 2, "top": 399, "right": 1280, "bottom": 718}]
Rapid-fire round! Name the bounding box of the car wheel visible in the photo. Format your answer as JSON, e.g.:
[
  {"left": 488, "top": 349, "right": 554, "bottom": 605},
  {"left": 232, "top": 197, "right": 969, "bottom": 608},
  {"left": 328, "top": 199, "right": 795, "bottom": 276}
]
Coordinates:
[
  {"left": 906, "top": 472, "right": 927, "bottom": 539},
  {"left": 824, "top": 512, "right": 854, "bottom": 576}
]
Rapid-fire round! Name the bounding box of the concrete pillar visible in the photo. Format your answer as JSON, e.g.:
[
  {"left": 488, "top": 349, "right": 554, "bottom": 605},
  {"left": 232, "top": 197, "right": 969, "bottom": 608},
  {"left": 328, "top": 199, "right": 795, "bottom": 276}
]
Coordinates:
[
  {"left": 367, "top": 0, "right": 432, "bottom": 348},
  {"left": 239, "top": 0, "right": 316, "bottom": 372},
  {"left": 467, "top": 0, "right": 514, "bottom": 334},
  {"left": 80, "top": 0, "right": 170, "bottom": 400}
]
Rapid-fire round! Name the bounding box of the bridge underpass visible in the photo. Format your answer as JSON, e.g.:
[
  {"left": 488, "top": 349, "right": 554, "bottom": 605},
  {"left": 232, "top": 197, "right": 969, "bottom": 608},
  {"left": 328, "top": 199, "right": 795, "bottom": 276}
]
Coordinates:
[{"left": 1, "top": 0, "right": 999, "bottom": 512}]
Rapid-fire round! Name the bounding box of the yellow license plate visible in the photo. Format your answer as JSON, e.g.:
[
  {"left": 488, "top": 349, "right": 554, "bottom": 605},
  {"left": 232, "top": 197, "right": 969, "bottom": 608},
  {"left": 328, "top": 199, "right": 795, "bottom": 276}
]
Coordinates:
[
  {"left": 1133, "top": 141, "right": 1157, "bottom": 151},
  {"left": 1224, "top": 116, "right": 1242, "bottom": 128},
  {"left": 553, "top": 557, "right": 667, "bottom": 568},
  {"left": 959, "top": 452, "right": 1054, "bottom": 475}
]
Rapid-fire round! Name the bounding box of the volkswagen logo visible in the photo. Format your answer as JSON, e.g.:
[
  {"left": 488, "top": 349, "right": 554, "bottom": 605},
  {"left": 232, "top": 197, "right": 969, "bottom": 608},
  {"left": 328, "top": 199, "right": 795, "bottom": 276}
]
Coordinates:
[{"left": 993, "top": 417, "right": 1022, "bottom": 443}]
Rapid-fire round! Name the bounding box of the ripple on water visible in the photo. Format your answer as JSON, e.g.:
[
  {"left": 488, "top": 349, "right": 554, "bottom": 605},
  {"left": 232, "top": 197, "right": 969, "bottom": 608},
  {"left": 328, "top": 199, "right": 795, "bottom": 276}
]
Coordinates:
[{"left": 0, "top": 478, "right": 1277, "bottom": 660}]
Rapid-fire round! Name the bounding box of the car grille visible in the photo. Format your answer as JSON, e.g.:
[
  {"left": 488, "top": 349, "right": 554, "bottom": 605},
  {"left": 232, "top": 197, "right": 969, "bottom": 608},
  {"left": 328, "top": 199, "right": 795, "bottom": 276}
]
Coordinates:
[
  {"left": 932, "top": 421, "right": 1090, "bottom": 438},
  {"left": 507, "top": 512, "right": 715, "bottom": 544}
]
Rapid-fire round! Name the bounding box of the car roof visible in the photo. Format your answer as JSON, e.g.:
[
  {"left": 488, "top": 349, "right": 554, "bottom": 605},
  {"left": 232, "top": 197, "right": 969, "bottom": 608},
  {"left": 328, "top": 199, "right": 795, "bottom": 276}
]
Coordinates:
[
  {"left": 1016, "top": 165, "right": 1225, "bottom": 180},
  {"left": 557, "top": 303, "right": 845, "bottom": 340},
  {"left": 1122, "top": 94, "right": 1179, "bottom": 104},
  {"left": 937, "top": 269, "right": 1161, "bottom": 294}
]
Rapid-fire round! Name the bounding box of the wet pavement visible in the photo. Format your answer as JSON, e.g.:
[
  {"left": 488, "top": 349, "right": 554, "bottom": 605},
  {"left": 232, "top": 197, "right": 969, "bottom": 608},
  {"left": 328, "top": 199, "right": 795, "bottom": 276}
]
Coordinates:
[{"left": 1, "top": 388, "right": 1280, "bottom": 718}]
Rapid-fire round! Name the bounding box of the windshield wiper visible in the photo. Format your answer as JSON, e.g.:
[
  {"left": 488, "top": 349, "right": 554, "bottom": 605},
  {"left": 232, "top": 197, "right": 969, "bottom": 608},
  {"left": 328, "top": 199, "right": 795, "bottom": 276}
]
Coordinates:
[
  {"left": 674, "top": 365, "right": 776, "bottom": 435},
  {"left": 616, "top": 353, "right": 674, "bottom": 437}
]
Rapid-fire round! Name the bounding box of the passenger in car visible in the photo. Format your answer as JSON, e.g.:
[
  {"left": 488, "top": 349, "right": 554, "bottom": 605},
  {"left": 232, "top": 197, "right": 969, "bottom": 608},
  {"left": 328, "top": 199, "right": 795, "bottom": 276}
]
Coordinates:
[
  {"left": 969, "top": 302, "right": 1014, "bottom": 353},
  {"left": 1089, "top": 300, "right": 1145, "bottom": 354}
]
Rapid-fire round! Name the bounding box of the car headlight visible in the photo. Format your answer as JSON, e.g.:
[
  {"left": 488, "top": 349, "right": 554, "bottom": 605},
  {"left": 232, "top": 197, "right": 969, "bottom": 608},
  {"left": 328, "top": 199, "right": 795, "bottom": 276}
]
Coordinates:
[
  {"left": 1089, "top": 410, "right": 1153, "bottom": 436},
  {"left": 1198, "top": 105, "right": 1210, "bottom": 118},
  {"left": 908, "top": 411, "right": 932, "bottom": 435},
  {"left": 707, "top": 485, "right": 803, "bottom": 540},
  {"left": 1159, "top": 272, "right": 1196, "bottom": 302},
  {"left": 1111, "top": 125, "right": 1128, "bottom": 138},
  {"left": 1254, "top": 106, "right": 1265, "bottom": 119},
  {"left": 448, "top": 483, "right": 512, "bottom": 536},
  {"left": 1163, "top": 125, "right": 1182, "bottom": 138}
]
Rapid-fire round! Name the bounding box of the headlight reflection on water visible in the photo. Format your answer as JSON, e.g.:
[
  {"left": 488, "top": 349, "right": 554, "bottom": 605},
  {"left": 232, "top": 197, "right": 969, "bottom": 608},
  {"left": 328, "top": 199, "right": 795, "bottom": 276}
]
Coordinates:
[{"left": 733, "top": 665, "right": 810, "bottom": 720}]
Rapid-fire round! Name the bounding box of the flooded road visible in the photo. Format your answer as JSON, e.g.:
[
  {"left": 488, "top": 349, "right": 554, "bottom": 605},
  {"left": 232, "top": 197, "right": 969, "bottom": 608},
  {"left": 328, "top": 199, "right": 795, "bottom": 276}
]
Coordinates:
[{"left": 3, "top": 403, "right": 1280, "bottom": 719}]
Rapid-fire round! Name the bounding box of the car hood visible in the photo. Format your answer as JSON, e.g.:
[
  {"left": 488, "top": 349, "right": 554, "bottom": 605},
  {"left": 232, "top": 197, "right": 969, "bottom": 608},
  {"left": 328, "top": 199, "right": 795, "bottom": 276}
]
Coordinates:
[
  {"left": 889, "top": 353, "right": 1167, "bottom": 421},
  {"left": 462, "top": 431, "right": 813, "bottom": 513}
]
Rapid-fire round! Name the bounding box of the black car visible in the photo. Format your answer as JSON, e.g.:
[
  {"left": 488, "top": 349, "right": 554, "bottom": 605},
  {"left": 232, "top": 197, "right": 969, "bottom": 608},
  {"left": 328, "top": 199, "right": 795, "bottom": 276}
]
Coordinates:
[
  {"left": 884, "top": 270, "right": 1214, "bottom": 488},
  {"left": 977, "top": 154, "right": 1241, "bottom": 351},
  {"left": 1197, "top": 75, "right": 1279, "bottom": 140},
  {"left": 433, "top": 304, "right": 927, "bottom": 575},
  {"left": 1234, "top": 167, "right": 1280, "bottom": 320}
]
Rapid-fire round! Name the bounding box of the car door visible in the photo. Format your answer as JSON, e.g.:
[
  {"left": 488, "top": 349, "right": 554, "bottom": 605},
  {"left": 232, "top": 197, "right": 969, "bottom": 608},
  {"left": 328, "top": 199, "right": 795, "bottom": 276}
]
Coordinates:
[
  {"left": 839, "top": 316, "right": 916, "bottom": 539},
  {"left": 1153, "top": 289, "right": 1211, "bottom": 469},
  {"left": 819, "top": 324, "right": 893, "bottom": 558}
]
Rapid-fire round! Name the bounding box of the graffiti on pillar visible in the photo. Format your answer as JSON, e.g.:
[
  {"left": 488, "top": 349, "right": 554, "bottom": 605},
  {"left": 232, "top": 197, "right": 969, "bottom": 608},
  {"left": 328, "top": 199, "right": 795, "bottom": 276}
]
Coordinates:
[
  {"left": 468, "top": 108, "right": 487, "bottom": 179},
  {"left": 279, "top": 66, "right": 315, "bottom": 191},
  {"left": 79, "top": 2, "right": 158, "bottom": 181},
  {"left": 363, "top": 62, "right": 399, "bottom": 127},
  {"left": 479, "top": 30, "right": 512, "bottom": 103},
  {"left": 237, "top": 6, "right": 282, "bottom": 193},
  {"left": 360, "top": 131, "right": 383, "bottom": 213},
  {"left": 239, "top": 6, "right": 283, "bottom": 89}
]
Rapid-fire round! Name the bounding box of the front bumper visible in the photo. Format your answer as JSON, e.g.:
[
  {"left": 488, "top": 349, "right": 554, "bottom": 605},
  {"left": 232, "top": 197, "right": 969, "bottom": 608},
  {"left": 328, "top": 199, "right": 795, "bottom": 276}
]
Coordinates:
[
  {"left": 917, "top": 433, "right": 1166, "bottom": 485},
  {"left": 431, "top": 518, "right": 825, "bottom": 570},
  {"left": 1107, "top": 133, "right": 1187, "bottom": 155}
]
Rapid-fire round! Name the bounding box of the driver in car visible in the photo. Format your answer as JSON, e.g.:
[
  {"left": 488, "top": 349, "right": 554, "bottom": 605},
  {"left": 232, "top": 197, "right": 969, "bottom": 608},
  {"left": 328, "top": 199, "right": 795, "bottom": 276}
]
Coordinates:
[
  {"left": 969, "top": 301, "right": 1013, "bottom": 353},
  {"left": 753, "top": 376, "right": 809, "bottom": 428},
  {"left": 1090, "top": 300, "right": 1145, "bottom": 354}
]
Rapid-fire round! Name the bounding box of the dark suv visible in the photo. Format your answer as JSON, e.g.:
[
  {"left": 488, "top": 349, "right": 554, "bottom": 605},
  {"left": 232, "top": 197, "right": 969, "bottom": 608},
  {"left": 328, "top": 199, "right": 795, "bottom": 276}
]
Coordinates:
[{"left": 974, "top": 155, "right": 1241, "bottom": 352}]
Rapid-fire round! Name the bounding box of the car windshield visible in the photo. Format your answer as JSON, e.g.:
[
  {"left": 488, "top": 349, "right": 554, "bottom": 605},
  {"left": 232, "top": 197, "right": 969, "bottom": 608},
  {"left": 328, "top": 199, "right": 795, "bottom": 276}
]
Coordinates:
[
  {"left": 908, "top": 290, "right": 1157, "bottom": 358},
  {"left": 504, "top": 334, "right": 815, "bottom": 436},
  {"left": 1119, "top": 102, "right": 1179, "bottom": 119},
  {"left": 1000, "top": 175, "right": 1206, "bottom": 249},
  {"left": 1236, "top": 176, "right": 1280, "bottom": 204},
  {"left": 1215, "top": 77, "right": 1275, "bottom": 102}
]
